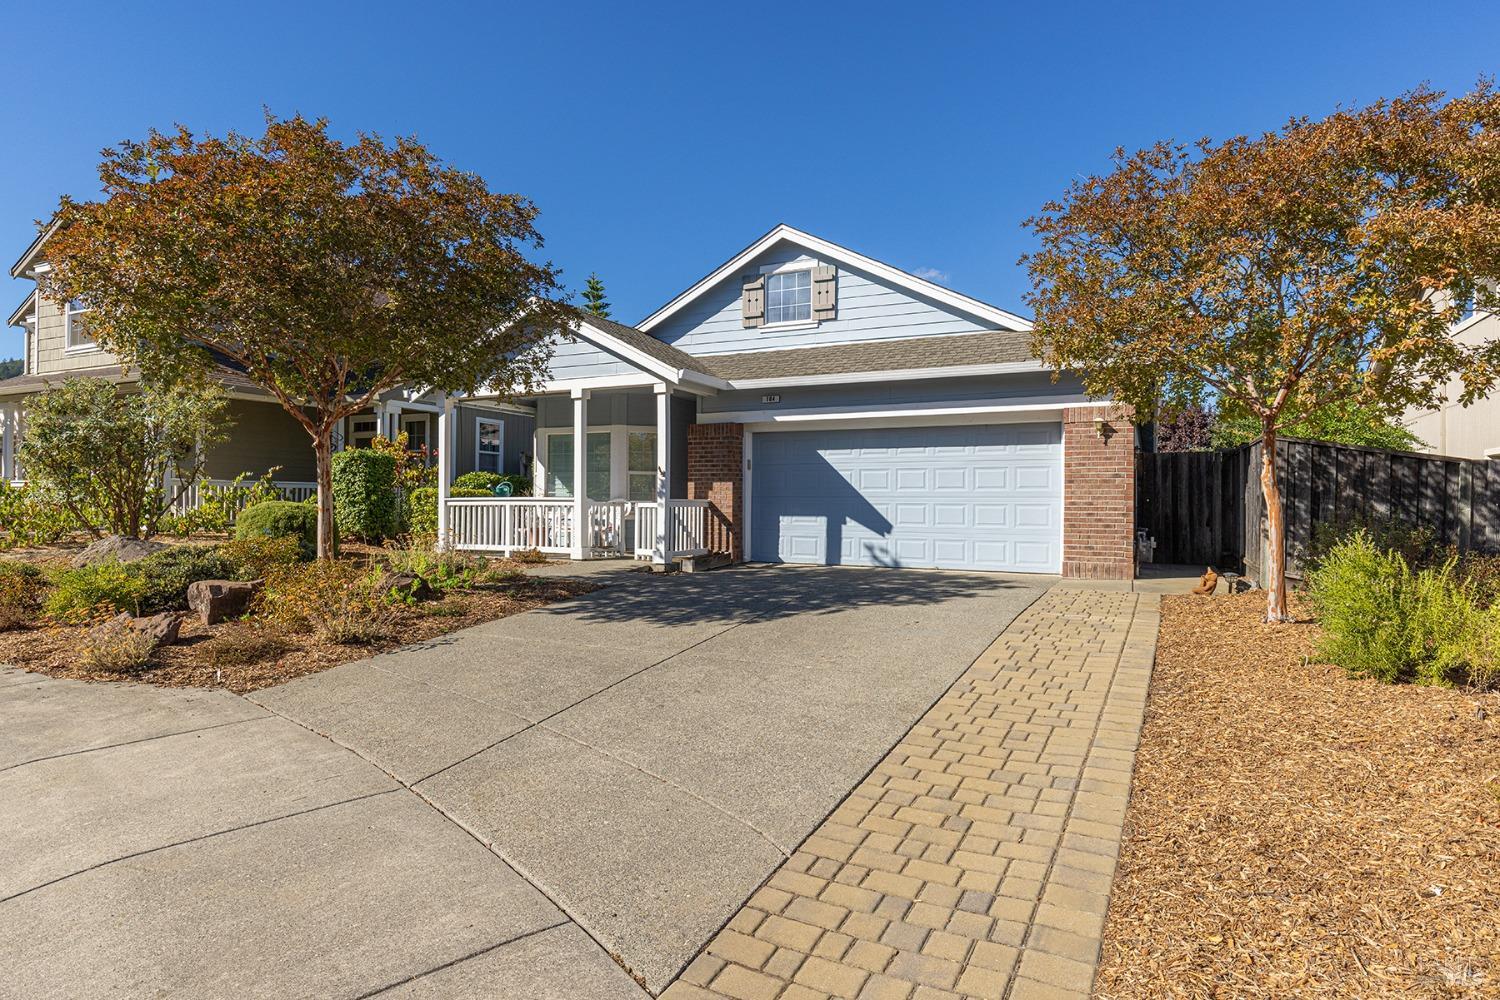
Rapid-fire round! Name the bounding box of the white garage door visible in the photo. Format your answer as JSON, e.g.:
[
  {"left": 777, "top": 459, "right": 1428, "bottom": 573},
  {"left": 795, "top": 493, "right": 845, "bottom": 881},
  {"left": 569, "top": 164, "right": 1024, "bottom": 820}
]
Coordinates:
[{"left": 749, "top": 423, "right": 1062, "bottom": 573}]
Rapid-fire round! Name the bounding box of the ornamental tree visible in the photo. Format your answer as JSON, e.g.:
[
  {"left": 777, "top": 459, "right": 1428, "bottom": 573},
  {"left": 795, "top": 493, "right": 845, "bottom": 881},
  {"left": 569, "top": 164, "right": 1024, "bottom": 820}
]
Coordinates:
[
  {"left": 581, "top": 272, "right": 611, "bottom": 317},
  {"left": 39, "top": 114, "right": 562, "bottom": 558},
  {"left": 18, "top": 376, "right": 229, "bottom": 540},
  {"left": 1025, "top": 84, "right": 1500, "bottom": 621}
]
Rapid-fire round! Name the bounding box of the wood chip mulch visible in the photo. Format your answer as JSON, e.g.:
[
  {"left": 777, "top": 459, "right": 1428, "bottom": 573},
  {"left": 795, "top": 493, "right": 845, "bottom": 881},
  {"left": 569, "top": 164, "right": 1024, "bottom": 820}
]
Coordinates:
[
  {"left": 0, "top": 577, "right": 597, "bottom": 694},
  {"left": 1094, "top": 591, "right": 1500, "bottom": 1000}
]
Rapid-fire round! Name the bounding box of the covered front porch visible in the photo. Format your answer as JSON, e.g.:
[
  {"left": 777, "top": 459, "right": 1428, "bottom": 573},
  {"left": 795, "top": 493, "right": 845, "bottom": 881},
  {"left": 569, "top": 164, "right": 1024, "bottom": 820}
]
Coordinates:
[{"left": 435, "top": 382, "right": 711, "bottom": 566}]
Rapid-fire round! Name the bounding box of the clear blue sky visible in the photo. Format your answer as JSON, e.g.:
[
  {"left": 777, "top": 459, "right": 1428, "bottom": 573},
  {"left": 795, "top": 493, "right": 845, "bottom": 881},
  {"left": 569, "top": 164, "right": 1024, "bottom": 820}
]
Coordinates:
[{"left": 3, "top": 0, "right": 1497, "bottom": 360}]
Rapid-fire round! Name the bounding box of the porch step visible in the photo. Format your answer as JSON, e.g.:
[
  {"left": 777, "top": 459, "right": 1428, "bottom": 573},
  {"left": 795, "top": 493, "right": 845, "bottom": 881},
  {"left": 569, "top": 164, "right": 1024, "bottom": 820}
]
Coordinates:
[{"left": 677, "top": 552, "right": 733, "bottom": 573}]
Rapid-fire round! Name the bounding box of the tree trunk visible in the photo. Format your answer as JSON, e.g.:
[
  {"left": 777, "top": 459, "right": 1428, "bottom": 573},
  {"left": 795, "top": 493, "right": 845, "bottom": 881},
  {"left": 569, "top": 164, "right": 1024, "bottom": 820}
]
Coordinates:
[
  {"left": 1260, "top": 423, "right": 1291, "bottom": 623},
  {"left": 313, "top": 430, "right": 338, "bottom": 560}
]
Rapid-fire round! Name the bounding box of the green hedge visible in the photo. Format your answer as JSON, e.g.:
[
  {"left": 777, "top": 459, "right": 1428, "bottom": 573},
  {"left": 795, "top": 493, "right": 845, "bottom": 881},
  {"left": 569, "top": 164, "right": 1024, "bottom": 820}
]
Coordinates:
[
  {"left": 43, "top": 561, "right": 145, "bottom": 622},
  {"left": 332, "top": 449, "right": 398, "bottom": 542},
  {"left": 406, "top": 486, "right": 492, "bottom": 539},
  {"left": 236, "top": 500, "right": 320, "bottom": 559},
  {"left": 452, "top": 471, "right": 532, "bottom": 496}
]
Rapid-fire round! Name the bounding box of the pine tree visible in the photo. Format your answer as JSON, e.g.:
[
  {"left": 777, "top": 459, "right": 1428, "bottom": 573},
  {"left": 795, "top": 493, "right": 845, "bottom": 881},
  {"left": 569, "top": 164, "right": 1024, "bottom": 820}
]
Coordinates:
[{"left": 582, "top": 272, "right": 611, "bottom": 318}]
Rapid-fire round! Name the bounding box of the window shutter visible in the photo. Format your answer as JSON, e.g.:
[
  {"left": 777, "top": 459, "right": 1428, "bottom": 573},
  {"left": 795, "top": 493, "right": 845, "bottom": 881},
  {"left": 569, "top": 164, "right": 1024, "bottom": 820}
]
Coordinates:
[
  {"left": 741, "top": 274, "right": 765, "bottom": 328},
  {"left": 812, "top": 265, "right": 837, "bottom": 321}
]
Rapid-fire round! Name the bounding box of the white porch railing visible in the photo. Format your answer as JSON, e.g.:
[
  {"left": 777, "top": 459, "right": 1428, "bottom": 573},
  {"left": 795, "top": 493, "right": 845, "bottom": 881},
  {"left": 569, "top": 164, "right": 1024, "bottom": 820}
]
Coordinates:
[
  {"left": 444, "top": 496, "right": 711, "bottom": 561},
  {"left": 169, "top": 478, "right": 319, "bottom": 514}
]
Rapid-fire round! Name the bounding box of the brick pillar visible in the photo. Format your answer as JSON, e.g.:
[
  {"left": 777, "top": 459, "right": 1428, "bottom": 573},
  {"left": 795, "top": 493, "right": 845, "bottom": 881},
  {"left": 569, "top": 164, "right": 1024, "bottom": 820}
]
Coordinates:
[
  {"left": 687, "top": 422, "right": 744, "bottom": 562},
  {"left": 1061, "top": 404, "right": 1136, "bottom": 580}
]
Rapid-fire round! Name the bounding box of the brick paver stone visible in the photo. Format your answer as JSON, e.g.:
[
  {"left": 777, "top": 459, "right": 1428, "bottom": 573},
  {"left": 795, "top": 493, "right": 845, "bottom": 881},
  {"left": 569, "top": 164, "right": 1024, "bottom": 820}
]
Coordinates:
[{"left": 661, "top": 587, "right": 1159, "bottom": 1000}]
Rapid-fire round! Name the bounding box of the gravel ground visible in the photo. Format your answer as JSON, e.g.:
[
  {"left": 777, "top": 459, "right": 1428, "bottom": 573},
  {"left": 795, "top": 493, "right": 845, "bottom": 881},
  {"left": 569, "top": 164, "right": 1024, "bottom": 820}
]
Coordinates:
[{"left": 1094, "top": 591, "right": 1500, "bottom": 1000}]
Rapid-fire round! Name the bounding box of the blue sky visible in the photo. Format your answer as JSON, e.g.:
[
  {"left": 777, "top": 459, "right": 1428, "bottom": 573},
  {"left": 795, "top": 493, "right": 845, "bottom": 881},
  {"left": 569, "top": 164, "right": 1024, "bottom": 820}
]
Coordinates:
[{"left": 3, "top": 1, "right": 1497, "bottom": 360}]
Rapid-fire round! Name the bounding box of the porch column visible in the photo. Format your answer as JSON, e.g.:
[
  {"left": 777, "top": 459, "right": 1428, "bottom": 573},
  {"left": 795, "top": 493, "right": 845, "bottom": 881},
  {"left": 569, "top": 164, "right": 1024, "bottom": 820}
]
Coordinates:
[
  {"left": 654, "top": 382, "right": 672, "bottom": 566},
  {"left": 1, "top": 403, "right": 13, "bottom": 482},
  {"left": 570, "top": 388, "right": 590, "bottom": 560},
  {"left": 436, "top": 393, "right": 454, "bottom": 549},
  {"left": 386, "top": 402, "right": 403, "bottom": 441}
]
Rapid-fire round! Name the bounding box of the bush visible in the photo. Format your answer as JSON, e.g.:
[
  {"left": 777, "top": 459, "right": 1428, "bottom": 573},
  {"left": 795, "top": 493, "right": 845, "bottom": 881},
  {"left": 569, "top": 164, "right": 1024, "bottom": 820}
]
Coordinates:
[
  {"left": 77, "top": 617, "right": 158, "bottom": 674},
  {"left": 129, "top": 545, "right": 236, "bottom": 614},
  {"left": 0, "top": 481, "right": 76, "bottom": 550},
  {"left": 0, "top": 561, "right": 45, "bottom": 630},
  {"left": 236, "top": 501, "right": 319, "bottom": 559},
  {"left": 453, "top": 471, "right": 531, "bottom": 496},
  {"left": 219, "top": 534, "right": 305, "bottom": 579},
  {"left": 1307, "top": 530, "right": 1490, "bottom": 686},
  {"left": 43, "top": 561, "right": 146, "bottom": 623},
  {"left": 383, "top": 544, "right": 488, "bottom": 593},
  {"left": 405, "top": 486, "right": 492, "bottom": 540},
  {"left": 200, "top": 625, "right": 294, "bottom": 666},
  {"left": 332, "top": 449, "right": 398, "bottom": 542},
  {"left": 259, "top": 560, "right": 395, "bottom": 645}
]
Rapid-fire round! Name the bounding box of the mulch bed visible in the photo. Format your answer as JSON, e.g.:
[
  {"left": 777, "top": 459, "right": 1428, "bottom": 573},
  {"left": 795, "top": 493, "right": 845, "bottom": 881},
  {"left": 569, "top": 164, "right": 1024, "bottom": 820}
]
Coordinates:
[
  {"left": 0, "top": 576, "right": 596, "bottom": 694},
  {"left": 1094, "top": 591, "right": 1500, "bottom": 999}
]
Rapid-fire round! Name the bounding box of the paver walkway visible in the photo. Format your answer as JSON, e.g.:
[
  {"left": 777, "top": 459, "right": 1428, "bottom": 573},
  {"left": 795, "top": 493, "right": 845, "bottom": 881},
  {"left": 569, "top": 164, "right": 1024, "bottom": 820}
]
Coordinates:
[{"left": 663, "top": 587, "right": 1160, "bottom": 1000}]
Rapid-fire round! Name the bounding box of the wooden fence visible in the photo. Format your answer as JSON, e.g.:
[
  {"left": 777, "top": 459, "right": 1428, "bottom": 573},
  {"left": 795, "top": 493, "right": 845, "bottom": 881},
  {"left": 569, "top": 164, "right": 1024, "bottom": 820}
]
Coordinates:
[{"left": 1137, "top": 438, "right": 1500, "bottom": 580}]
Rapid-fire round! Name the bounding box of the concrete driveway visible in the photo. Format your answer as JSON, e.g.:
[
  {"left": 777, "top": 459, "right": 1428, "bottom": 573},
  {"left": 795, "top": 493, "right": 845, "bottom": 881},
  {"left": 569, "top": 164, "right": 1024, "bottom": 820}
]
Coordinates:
[{"left": 0, "top": 565, "right": 1050, "bottom": 998}]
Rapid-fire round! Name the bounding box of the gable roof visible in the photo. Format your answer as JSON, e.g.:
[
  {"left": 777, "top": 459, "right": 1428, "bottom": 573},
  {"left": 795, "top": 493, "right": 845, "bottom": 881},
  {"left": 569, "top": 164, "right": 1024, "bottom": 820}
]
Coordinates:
[
  {"left": 7, "top": 290, "right": 36, "bottom": 328},
  {"left": 10, "top": 219, "right": 59, "bottom": 278},
  {"left": 563, "top": 309, "right": 729, "bottom": 389},
  {"left": 637, "top": 224, "right": 1033, "bottom": 336},
  {"left": 698, "top": 330, "right": 1042, "bottom": 384}
]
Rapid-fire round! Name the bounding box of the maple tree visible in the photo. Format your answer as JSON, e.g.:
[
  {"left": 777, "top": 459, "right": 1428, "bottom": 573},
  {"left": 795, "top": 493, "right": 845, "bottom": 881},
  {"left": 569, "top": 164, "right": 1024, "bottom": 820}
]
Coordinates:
[
  {"left": 39, "top": 114, "right": 563, "bottom": 558},
  {"left": 1026, "top": 84, "right": 1500, "bottom": 621}
]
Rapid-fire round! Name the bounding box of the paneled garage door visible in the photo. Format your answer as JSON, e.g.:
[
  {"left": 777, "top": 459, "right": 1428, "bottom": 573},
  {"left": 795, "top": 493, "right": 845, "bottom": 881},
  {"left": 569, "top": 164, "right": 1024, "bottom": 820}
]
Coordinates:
[{"left": 749, "top": 423, "right": 1062, "bottom": 573}]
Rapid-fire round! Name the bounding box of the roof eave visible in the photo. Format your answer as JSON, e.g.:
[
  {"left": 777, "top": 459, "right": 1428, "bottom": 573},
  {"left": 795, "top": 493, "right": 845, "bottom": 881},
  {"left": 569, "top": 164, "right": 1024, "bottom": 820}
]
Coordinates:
[
  {"left": 10, "top": 220, "right": 60, "bottom": 278},
  {"left": 7, "top": 290, "right": 37, "bottom": 328}
]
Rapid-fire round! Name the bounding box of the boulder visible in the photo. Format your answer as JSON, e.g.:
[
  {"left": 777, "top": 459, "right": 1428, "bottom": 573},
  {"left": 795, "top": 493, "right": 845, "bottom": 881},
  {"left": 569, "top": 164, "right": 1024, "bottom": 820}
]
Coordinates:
[
  {"left": 377, "top": 571, "right": 435, "bottom": 602},
  {"left": 186, "top": 579, "right": 261, "bottom": 625},
  {"left": 87, "top": 611, "right": 187, "bottom": 652},
  {"left": 71, "top": 535, "right": 168, "bottom": 568}
]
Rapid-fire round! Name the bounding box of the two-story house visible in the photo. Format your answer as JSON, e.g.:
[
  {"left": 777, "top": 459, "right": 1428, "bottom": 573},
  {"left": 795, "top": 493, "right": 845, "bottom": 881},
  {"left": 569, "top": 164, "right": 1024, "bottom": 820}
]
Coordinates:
[
  {"left": 1402, "top": 305, "right": 1500, "bottom": 460},
  {"left": 0, "top": 224, "right": 533, "bottom": 499},
  {"left": 435, "top": 225, "right": 1136, "bottom": 579}
]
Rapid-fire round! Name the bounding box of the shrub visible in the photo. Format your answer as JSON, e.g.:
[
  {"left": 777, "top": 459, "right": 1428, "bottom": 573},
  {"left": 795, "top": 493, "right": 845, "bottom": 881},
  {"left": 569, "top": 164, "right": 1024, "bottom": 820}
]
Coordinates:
[
  {"left": 0, "top": 481, "right": 76, "bottom": 550},
  {"left": 260, "top": 560, "right": 395, "bottom": 645},
  {"left": 452, "top": 471, "right": 530, "bottom": 496},
  {"left": 77, "top": 617, "right": 158, "bottom": 673},
  {"left": 383, "top": 543, "right": 488, "bottom": 593},
  {"left": 129, "top": 545, "right": 236, "bottom": 614},
  {"left": 43, "top": 561, "right": 146, "bottom": 623},
  {"left": 1307, "top": 531, "right": 1489, "bottom": 686},
  {"left": 511, "top": 547, "right": 547, "bottom": 565},
  {"left": 332, "top": 449, "right": 398, "bottom": 542},
  {"left": 200, "top": 625, "right": 294, "bottom": 666},
  {"left": 219, "top": 534, "right": 305, "bottom": 579},
  {"left": 405, "top": 486, "right": 492, "bottom": 540},
  {"left": 0, "top": 561, "right": 45, "bottom": 630},
  {"left": 236, "top": 500, "right": 319, "bottom": 559}
]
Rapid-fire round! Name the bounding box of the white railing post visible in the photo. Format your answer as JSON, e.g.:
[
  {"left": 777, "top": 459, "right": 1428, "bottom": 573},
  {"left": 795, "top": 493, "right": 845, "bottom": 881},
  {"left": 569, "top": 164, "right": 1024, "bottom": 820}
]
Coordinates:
[
  {"left": 654, "top": 382, "right": 672, "bottom": 567},
  {"left": 436, "top": 392, "right": 454, "bottom": 549},
  {"left": 570, "top": 388, "right": 590, "bottom": 560},
  {"left": 0, "top": 403, "right": 13, "bottom": 482}
]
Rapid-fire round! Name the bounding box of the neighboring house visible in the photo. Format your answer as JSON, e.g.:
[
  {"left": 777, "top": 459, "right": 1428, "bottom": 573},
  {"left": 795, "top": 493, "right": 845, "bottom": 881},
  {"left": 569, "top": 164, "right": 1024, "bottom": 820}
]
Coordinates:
[
  {"left": 1403, "top": 307, "right": 1500, "bottom": 460},
  {"left": 439, "top": 225, "right": 1135, "bottom": 579},
  {"left": 0, "top": 227, "right": 531, "bottom": 499}
]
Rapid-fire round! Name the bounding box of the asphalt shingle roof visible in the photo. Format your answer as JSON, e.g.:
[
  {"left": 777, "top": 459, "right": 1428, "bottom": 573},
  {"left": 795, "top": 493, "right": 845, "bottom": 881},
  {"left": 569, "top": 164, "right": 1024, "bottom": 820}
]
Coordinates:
[
  {"left": 696, "top": 330, "right": 1038, "bottom": 381},
  {"left": 569, "top": 310, "right": 720, "bottom": 378}
]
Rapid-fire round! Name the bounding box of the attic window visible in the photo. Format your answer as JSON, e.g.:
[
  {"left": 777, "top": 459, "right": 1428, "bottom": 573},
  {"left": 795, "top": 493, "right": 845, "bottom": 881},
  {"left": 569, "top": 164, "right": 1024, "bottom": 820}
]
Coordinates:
[
  {"left": 765, "top": 270, "right": 812, "bottom": 324},
  {"left": 65, "top": 299, "right": 97, "bottom": 351}
]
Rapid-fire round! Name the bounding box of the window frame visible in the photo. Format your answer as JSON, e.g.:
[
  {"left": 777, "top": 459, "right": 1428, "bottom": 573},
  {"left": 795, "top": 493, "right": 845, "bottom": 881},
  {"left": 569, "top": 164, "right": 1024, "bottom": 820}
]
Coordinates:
[
  {"left": 758, "top": 260, "right": 820, "bottom": 330},
  {"left": 475, "top": 417, "right": 504, "bottom": 474},
  {"left": 540, "top": 429, "right": 612, "bottom": 500},
  {"left": 64, "top": 299, "right": 99, "bottom": 353},
  {"left": 627, "top": 430, "right": 658, "bottom": 503},
  {"left": 401, "top": 414, "right": 430, "bottom": 456}
]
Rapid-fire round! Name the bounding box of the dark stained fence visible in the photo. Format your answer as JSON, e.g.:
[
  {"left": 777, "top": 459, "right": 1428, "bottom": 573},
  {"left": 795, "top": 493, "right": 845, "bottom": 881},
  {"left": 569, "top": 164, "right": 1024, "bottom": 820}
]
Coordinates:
[{"left": 1138, "top": 438, "right": 1500, "bottom": 581}]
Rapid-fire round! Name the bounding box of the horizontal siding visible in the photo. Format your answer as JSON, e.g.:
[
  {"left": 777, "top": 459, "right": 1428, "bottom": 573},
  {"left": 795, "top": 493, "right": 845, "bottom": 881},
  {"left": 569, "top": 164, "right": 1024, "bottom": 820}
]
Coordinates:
[
  {"left": 650, "top": 242, "right": 996, "bottom": 355},
  {"left": 30, "top": 295, "right": 119, "bottom": 375},
  {"left": 544, "top": 333, "right": 639, "bottom": 380},
  {"left": 204, "top": 399, "right": 318, "bottom": 481},
  {"left": 699, "top": 372, "right": 1090, "bottom": 417}
]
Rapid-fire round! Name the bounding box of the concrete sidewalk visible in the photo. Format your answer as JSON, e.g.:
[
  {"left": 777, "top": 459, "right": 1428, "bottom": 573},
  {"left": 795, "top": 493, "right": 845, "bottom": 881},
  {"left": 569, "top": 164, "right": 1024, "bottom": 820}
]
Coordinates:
[{"left": 663, "top": 587, "right": 1160, "bottom": 1000}]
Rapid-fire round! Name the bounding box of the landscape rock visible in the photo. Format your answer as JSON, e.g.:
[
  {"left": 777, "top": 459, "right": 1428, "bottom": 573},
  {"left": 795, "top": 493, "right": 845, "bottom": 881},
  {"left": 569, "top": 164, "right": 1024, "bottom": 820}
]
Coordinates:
[
  {"left": 377, "top": 571, "right": 436, "bottom": 602},
  {"left": 186, "top": 579, "right": 261, "bottom": 625},
  {"left": 71, "top": 535, "right": 168, "bottom": 568},
  {"left": 87, "top": 611, "right": 187, "bottom": 652}
]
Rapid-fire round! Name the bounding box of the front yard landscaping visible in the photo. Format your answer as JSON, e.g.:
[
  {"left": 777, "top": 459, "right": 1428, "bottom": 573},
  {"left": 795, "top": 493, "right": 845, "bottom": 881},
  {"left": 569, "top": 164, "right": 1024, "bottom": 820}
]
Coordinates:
[{"left": 1095, "top": 590, "right": 1500, "bottom": 999}]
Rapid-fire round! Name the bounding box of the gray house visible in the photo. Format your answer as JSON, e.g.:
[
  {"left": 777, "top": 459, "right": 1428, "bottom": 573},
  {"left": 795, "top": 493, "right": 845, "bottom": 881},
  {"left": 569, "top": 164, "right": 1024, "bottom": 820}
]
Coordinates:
[
  {"left": 439, "top": 225, "right": 1136, "bottom": 578},
  {"left": 0, "top": 226, "right": 532, "bottom": 499}
]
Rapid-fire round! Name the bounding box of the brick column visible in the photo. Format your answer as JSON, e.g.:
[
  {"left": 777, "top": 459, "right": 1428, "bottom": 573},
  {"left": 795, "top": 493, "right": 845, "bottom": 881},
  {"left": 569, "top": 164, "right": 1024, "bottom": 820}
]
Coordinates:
[
  {"left": 1062, "top": 404, "right": 1136, "bottom": 580},
  {"left": 687, "top": 423, "right": 744, "bottom": 562}
]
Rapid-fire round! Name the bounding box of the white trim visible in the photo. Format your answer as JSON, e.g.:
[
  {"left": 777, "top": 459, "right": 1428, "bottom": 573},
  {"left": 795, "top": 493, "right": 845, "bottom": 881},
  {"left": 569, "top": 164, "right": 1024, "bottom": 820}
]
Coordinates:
[
  {"left": 474, "top": 415, "right": 504, "bottom": 474},
  {"left": 725, "top": 360, "right": 1048, "bottom": 390},
  {"left": 638, "top": 224, "right": 1032, "bottom": 334},
  {"left": 700, "top": 395, "right": 1108, "bottom": 427},
  {"left": 536, "top": 422, "right": 655, "bottom": 500},
  {"left": 761, "top": 261, "right": 817, "bottom": 327},
  {"left": 540, "top": 373, "right": 661, "bottom": 392},
  {"left": 64, "top": 299, "right": 100, "bottom": 354}
]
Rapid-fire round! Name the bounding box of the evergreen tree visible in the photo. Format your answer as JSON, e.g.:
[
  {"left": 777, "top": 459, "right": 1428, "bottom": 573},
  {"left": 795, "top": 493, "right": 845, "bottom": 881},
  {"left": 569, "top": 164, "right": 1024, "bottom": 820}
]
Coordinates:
[{"left": 581, "top": 272, "right": 611, "bottom": 318}]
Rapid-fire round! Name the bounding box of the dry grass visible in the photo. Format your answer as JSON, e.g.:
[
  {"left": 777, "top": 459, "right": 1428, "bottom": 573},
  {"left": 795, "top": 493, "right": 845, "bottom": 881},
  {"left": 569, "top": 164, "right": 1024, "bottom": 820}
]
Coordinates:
[
  {"left": 0, "top": 576, "right": 595, "bottom": 693},
  {"left": 1095, "top": 591, "right": 1500, "bottom": 999}
]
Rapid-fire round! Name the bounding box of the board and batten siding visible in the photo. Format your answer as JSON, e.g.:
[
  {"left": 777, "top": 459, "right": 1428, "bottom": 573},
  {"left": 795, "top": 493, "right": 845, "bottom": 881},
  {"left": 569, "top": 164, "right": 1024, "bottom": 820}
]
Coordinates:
[
  {"left": 649, "top": 241, "right": 999, "bottom": 355},
  {"left": 697, "top": 372, "right": 1090, "bottom": 419},
  {"left": 29, "top": 295, "right": 120, "bottom": 375},
  {"left": 203, "top": 399, "right": 319, "bottom": 481}
]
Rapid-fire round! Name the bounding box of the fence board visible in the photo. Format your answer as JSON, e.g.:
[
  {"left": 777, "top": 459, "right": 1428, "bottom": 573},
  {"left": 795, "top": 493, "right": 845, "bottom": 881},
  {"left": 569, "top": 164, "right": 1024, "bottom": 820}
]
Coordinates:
[{"left": 1140, "top": 438, "right": 1500, "bottom": 580}]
